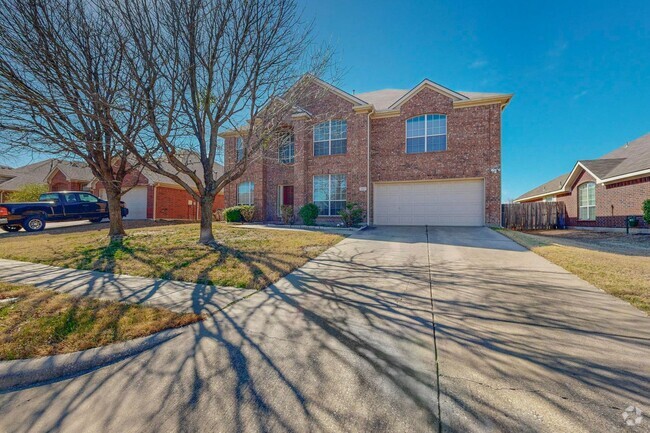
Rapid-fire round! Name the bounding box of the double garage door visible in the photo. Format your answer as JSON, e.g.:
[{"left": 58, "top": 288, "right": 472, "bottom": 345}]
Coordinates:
[{"left": 373, "top": 179, "right": 485, "bottom": 226}]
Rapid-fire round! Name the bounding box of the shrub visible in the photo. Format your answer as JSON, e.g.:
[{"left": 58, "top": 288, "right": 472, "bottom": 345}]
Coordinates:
[
  {"left": 298, "top": 203, "right": 319, "bottom": 226},
  {"left": 223, "top": 206, "right": 243, "bottom": 223},
  {"left": 339, "top": 202, "right": 364, "bottom": 227},
  {"left": 643, "top": 199, "right": 650, "bottom": 224},
  {"left": 240, "top": 205, "right": 255, "bottom": 222},
  {"left": 7, "top": 183, "right": 49, "bottom": 202},
  {"left": 280, "top": 205, "right": 295, "bottom": 225}
]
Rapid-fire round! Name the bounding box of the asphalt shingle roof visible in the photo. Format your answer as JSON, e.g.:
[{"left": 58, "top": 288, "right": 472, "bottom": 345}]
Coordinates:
[{"left": 516, "top": 132, "right": 650, "bottom": 201}]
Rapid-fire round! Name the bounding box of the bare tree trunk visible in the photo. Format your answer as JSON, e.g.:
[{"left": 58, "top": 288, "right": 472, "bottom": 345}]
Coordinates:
[
  {"left": 198, "top": 194, "right": 215, "bottom": 245},
  {"left": 106, "top": 188, "right": 126, "bottom": 242}
]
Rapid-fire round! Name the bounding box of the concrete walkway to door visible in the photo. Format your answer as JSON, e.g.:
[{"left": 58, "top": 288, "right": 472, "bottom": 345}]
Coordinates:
[{"left": 0, "top": 226, "right": 648, "bottom": 432}]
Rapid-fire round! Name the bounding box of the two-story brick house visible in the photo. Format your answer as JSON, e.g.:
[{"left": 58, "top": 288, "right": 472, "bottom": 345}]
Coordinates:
[{"left": 222, "top": 76, "right": 512, "bottom": 226}]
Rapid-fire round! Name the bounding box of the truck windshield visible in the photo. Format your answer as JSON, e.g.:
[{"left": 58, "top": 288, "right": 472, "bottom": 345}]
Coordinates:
[{"left": 39, "top": 193, "right": 59, "bottom": 202}]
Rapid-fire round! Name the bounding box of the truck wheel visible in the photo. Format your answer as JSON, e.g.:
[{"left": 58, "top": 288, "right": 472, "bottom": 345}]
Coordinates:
[
  {"left": 23, "top": 215, "right": 46, "bottom": 232},
  {"left": 0, "top": 225, "right": 21, "bottom": 232},
  {"left": 89, "top": 218, "right": 104, "bottom": 223}
]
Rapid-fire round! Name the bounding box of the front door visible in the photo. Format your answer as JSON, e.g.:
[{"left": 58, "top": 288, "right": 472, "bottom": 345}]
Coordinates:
[
  {"left": 282, "top": 186, "right": 294, "bottom": 207},
  {"left": 278, "top": 185, "right": 294, "bottom": 216}
]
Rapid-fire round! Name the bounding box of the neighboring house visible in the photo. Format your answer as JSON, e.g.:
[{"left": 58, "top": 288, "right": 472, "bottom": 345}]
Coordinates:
[
  {"left": 93, "top": 153, "right": 225, "bottom": 220},
  {"left": 515, "top": 132, "right": 650, "bottom": 229},
  {"left": 0, "top": 155, "right": 225, "bottom": 220},
  {"left": 222, "top": 76, "right": 512, "bottom": 226},
  {"left": 0, "top": 159, "right": 62, "bottom": 202}
]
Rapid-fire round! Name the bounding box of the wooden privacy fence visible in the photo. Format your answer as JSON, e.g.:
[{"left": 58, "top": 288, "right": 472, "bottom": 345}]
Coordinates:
[{"left": 501, "top": 202, "right": 567, "bottom": 230}]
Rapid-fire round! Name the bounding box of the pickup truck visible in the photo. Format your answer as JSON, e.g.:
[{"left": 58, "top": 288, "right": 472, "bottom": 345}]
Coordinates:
[{"left": 0, "top": 191, "right": 129, "bottom": 232}]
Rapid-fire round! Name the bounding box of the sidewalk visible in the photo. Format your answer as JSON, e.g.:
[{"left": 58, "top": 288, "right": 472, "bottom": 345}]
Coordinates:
[{"left": 0, "top": 259, "right": 256, "bottom": 314}]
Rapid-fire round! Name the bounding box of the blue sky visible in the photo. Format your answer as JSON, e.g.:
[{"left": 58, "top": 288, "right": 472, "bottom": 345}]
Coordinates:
[
  {"left": 303, "top": 0, "right": 650, "bottom": 200},
  {"left": 3, "top": 1, "right": 649, "bottom": 200}
]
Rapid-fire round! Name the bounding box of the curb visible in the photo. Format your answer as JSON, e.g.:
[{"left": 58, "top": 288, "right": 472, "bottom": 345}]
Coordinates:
[{"left": 0, "top": 327, "right": 186, "bottom": 392}]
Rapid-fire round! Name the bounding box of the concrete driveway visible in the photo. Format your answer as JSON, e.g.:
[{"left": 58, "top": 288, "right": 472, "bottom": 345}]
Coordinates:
[{"left": 0, "top": 227, "right": 648, "bottom": 432}]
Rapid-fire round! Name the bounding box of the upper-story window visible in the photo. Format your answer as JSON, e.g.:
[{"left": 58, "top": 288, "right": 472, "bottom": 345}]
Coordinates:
[
  {"left": 279, "top": 134, "right": 295, "bottom": 164},
  {"left": 314, "top": 120, "right": 347, "bottom": 156},
  {"left": 406, "top": 114, "right": 447, "bottom": 154},
  {"left": 578, "top": 182, "right": 596, "bottom": 221},
  {"left": 237, "top": 181, "right": 254, "bottom": 205},
  {"left": 236, "top": 137, "right": 244, "bottom": 161}
]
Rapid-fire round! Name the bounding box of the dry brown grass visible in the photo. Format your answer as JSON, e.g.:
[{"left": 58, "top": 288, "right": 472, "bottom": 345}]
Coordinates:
[
  {"left": 0, "top": 281, "right": 201, "bottom": 360},
  {"left": 497, "top": 229, "right": 650, "bottom": 314},
  {"left": 0, "top": 223, "right": 343, "bottom": 290}
]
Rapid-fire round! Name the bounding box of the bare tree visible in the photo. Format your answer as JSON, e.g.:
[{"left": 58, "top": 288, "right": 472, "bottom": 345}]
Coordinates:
[
  {"left": 0, "top": 0, "right": 147, "bottom": 241},
  {"left": 111, "top": 0, "right": 330, "bottom": 245}
]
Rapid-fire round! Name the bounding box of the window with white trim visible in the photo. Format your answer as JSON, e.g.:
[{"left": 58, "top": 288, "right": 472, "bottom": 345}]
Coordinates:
[
  {"left": 279, "top": 134, "right": 295, "bottom": 164},
  {"left": 237, "top": 181, "right": 254, "bottom": 205},
  {"left": 314, "top": 120, "right": 347, "bottom": 156},
  {"left": 236, "top": 138, "right": 244, "bottom": 162},
  {"left": 406, "top": 114, "right": 447, "bottom": 153},
  {"left": 313, "top": 174, "right": 346, "bottom": 216},
  {"left": 578, "top": 182, "right": 596, "bottom": 220}
]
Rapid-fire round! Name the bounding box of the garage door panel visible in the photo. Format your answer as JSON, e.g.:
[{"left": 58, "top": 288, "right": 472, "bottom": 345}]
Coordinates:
[
  {"left": 122, "top": 186, "right": 148, "bottom": 220},
  {"left": 373, "top": 180, "right": 484, "bottom": 226}
]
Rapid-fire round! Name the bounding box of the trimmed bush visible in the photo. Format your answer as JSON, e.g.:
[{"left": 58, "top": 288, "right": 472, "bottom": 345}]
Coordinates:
[
  {"left": 280, "top": 205, "right": 295, "bottom": 225},
  {"left": 240, "top": 205, "right": 255, "bottom": 222},
  {"left": 223, "top": 206, "right": 243, "bottom": 223},
  {"left": 339, "top": 202, "right": 364, "bottom": 227},
  {"left": 298, "top": 203, "right": 319, "bottom": 226},
  {"left": 643, "top": 199, "right": 650, "bottom": 224}
]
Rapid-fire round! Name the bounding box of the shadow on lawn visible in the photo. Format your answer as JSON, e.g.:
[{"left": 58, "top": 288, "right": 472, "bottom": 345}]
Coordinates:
[{"left": 0, "top": 227, "right": 649, "bottom": 432}]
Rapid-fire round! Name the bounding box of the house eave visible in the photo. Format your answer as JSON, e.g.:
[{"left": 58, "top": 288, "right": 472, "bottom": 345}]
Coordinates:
[{"left": 453, "top": 94, "right": 513, "bottom": 110}]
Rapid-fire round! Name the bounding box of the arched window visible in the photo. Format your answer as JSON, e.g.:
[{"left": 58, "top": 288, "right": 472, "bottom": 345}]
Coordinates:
[
  {"left": 313, "top": 120, "right": 347, "bottom": 156},
  {"left": 237, "top": 181, "right": 254, "bottom": 205},
  {"left": 406, "top": 114, "right": 447, "bottom": 153},
  {"left": 578, "top": 182, "right": 596, "bottom": 221},
  {"left": 279, "top": 134, "right": 295, "bottom": 164}
]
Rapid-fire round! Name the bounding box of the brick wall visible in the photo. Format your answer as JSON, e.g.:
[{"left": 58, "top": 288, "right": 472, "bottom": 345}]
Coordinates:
[
  {"left": 49, "top": 170, "right": 85, "bottom": 192},
  {"left": 155, "top": 186, "right": 199, "bottom": 220},
  {"left": 225, "top": 82, "right": 503, "bottom": 225},
  {"left": 557, "top": 170, "right": 650, "bottom": 228}
]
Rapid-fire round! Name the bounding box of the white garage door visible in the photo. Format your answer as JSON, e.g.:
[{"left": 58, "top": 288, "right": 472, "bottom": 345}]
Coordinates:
[
  {"left": 121, "top": 186, "right": 148, "bottom": 220},
  {"left": 373, "top": 179, "right": 485, "bottom": 226}
]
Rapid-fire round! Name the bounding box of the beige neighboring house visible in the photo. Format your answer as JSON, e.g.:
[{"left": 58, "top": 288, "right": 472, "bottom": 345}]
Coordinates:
[{"left": 0, "top": 159, "right": 61, "bottom": 202}]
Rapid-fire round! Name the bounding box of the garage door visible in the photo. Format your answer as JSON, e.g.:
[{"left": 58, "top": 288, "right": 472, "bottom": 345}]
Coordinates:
[
  {"left": 373, "top": 179, "right": 484, "bottom": 226},
  {"left": 121, "top": 186, "right": 148, "bottom": 220}
]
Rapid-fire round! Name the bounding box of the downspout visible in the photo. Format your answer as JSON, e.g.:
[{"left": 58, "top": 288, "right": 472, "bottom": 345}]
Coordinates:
[
  {"left": 153, "top": 184, "right": 157, "bottom": 220},
  {"left": 367, "top": 111, "right": 371, "bottom": 226}
]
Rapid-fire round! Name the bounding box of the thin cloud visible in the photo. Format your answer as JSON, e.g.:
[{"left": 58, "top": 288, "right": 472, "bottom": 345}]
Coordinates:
[{"left": 469, "top": 59, "right": 488, "bottom": 69}]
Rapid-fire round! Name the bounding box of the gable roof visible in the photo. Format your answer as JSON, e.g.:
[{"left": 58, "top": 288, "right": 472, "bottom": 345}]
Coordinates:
[
  {"left": 356, "top": 84, "right": 512, "bottom": 112},
  {"left": 515, "top": 132, "right": 650, "bottom": 202},
  {"left": 515, "top": 172, "right": 570, "bottom": 202},
  {"left": 0, "top": 159, "right": 59, "bottom": 191},
  {"left": 46, "top": 161, "right": 94, "bottom": 183}
]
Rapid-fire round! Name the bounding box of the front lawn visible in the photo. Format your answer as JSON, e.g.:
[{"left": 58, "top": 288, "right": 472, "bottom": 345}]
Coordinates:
[
  {"left": 0, "top": 223, "right": 343, "bottom": 290},
  {"left": 0, "top": 281, "right": 201, "bottom": 360},
  {"left": 497, "top": 229, "right": 650, "bottom": 314}
]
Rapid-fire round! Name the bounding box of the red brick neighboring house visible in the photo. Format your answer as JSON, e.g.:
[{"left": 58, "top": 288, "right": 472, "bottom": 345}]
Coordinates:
[
  {"left": 222, "top": 76, "right": 512, "bottom": 226},
  {"left": 92, "top": 154, "right": 225, "bottom": 220},
  {"left": 0, "top": 156, "right": 225, "bottom": 220},
  {"left": 515, "top": 133, "right": 650, "bottom": 230}
]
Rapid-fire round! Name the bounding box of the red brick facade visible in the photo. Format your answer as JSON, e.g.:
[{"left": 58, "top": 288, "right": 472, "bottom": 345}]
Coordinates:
[
  {"left": 552, "top": 170, "right": 650, "bottom": 229},
  {"left": 49, "top": 170, "right": 85, "bottom": 192},
  {"left": 224, "top": 81, "right": 504, "bottom": 225}
]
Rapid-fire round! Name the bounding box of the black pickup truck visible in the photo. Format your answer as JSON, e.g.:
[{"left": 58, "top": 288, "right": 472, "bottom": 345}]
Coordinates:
[{"left": 0, "top": 191, "right": 129, "bottom": 232}]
